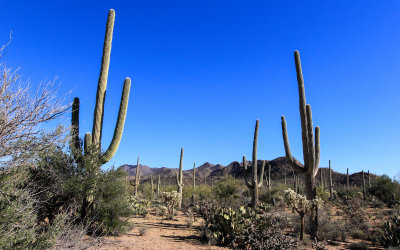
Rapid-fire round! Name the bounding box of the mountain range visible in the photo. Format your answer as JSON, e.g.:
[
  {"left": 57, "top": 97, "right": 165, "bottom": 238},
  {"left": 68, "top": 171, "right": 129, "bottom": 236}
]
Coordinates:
[{"left": 120, "top": 157, "right": 376, "bottom": 187}]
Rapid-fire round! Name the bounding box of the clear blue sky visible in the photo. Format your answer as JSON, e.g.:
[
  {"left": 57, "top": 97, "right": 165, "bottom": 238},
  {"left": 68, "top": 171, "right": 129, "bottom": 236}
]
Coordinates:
[{"left": 1, "top": 1, "right": 399, "bottom": 177}]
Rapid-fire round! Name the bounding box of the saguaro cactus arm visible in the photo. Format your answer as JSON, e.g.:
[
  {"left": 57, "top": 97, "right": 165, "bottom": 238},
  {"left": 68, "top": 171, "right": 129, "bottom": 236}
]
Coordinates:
[
  {"left": 243, "top": 156, "right": 253, "bottom": 188},
  {"left": 92, "top": 9, "right": 115, "bottom": 147},
  {"left": 281, "top": 116, "right": 306, "bottom": 173},
  {"left": 257, "top": 160, "right": 266, "bottom": 188},
  {"left": 100, "top": 77, "right": 131, "bottom": 163},
  {"left": 84, "top": 132, "right": 92, "bottom": 155},
  {"left": 71, "top": 97, "right": 81, "bottom": 153}
]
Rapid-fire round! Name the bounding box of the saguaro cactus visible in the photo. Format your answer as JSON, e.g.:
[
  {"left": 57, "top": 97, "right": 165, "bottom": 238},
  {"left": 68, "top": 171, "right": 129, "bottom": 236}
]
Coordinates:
[
  {"left": 284, "top": 169, "right": 287, "bottom": 185},
  {"left": 244, "top": 120, "right": 265, "bottom": 209},
  {"left": 157, "top": 175, "right": 160, "bottom": 195},
  {"left": 130, "top": 156, "right": 141, "bottom": 197},
  {"left": 192, "top": 162, "right": 196, "bottom": 204},
  {"left": 151, "top": 175, "right": 154, "bottom": 195},
  {"left": 265, "top": 163, "right": 272, "bottom": 192},
  {"left": 281, "top": 51, "right": 320, "bottom": 237},
  {"left": 176, "top": 148, "right": 184, "bottom": 208},
  {"left": 71, "top": 9, "right": 131, "bottom": 166},
  {"left": 328, "top": 160, "right": 334, "bottom": 200},
  {"left": 368, "top": 170, "right": 371, "bottom": 189},
  {"left": 347, "top": 168, "right": 350, "bottom": 189},
  {"left": 362, "top": 170, "right": 366, "bottom": 200}
]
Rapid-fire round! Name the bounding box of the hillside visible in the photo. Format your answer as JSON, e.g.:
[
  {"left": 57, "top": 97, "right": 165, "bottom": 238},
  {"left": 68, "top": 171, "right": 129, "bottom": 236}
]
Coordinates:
[{"left": 120, "top": 157, "right": 378, "bottom": 187}]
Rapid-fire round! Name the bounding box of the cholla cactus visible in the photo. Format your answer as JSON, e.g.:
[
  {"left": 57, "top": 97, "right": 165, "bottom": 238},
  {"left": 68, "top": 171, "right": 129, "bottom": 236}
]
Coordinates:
[
  {"left": 160, "top": 191, "right": 180, "bottom": 219},
  {"left": 284, "top": 189, "right": 323, "bottom": 240}
]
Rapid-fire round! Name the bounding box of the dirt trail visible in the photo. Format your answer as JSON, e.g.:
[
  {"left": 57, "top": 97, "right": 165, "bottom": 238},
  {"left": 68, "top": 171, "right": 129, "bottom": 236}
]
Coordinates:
[{"left": 87, "top": 212, "right": 227, "bottom": 250}]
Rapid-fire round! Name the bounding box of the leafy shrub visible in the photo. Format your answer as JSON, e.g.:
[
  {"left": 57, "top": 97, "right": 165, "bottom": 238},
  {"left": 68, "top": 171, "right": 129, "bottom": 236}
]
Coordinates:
[
  {"left": 29, "top": 147, "right": 133, "bottom": 235},
  {"left": 381, "top": 211, "right": 400, "bottom": 247}
]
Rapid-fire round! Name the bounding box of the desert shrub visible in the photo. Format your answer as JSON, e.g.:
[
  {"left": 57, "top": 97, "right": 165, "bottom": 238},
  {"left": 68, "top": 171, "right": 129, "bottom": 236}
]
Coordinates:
[
  {"left": 138, "top": 226, "right": 148, "bottom": 236},
  {"left": 29, "top": 147, "right": 133, "bottom": 236},
  {"left": 232, "top": 212, "right": 298, "bottom": 249},
  {"left": 0, "top": 166, "right": 83, "bottom": 249},
  {"left": 349, "top": 241, "right": 369, "bottom": 250},
  {"left": 342, "top": 197, "right": 369, "bottom": 237},
  {"left": 369, "top": 175, "right": 400, "bottom": 206},
  {"left": 316, "top": 185, "right": 330, "bottom": 202},
  {"left": 381, "top": 211, "right": 400, "bottom": 247},
  {"left": 128, "top": 196, "right": 149, "bottom": 217},
  {"left": 317, "top": 207, "right": 346, "bottom": 241},
  {"left": 195, "top": 200, "right": 297, "bottom": 248},
  {"left": 337, "top": 186, "right": 363, "bottom": 201},
  {"left": 370, "top": 228, "right": 384, "bottom": 246}
]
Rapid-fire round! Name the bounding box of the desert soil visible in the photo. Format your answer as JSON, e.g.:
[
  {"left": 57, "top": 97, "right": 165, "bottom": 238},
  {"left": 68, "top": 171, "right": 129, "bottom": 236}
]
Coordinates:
[{"left": 86, "top": 211, "right": 227, "bottom": 250}]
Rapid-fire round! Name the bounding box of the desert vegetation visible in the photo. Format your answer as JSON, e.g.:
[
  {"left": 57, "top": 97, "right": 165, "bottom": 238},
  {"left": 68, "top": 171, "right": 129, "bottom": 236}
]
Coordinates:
[{"left": 1, "top": 8, "right": 400, "bottom": 250}]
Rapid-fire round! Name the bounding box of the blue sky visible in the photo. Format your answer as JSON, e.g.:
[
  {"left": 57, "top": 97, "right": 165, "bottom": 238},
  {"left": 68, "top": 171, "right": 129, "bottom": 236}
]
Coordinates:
[{"left": 1, "top": 1, "right": 399, "bottom": 177}]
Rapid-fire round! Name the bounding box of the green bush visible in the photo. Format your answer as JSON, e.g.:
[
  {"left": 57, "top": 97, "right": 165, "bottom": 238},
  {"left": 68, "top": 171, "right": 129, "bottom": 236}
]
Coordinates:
[
  {"left": 369, "top": 175, "right": 400, "bottom": 206},
  {"left": 29, "top": 146, "right": 133, "bottom": 235}
]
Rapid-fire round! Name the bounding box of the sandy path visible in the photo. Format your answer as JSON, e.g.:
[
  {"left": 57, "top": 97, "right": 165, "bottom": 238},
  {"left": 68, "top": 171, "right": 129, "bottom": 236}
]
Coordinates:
[{"left": 87, "top": 212, "right": 228, "bottom": 250}]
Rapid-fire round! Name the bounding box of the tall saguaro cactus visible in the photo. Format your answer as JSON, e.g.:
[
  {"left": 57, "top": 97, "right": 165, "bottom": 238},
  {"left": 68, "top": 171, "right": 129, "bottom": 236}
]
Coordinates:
[
  {"left": 157, "top": 175, "right": 160, "bottom": 195},
  {"left": 346, "top": 168, "right": 350, "bottom": 189},
  {"left": 281, "top": 51, "right": 321, "bottom": 237},
  {"left": 176, "top": 148, "right": 184, "bottom": 208},
  {"left": 244, "top": 120, "right": 265, "bottom": 209},
  {"left": 70, "top": 9, "right": 131, "bottom": 166}
]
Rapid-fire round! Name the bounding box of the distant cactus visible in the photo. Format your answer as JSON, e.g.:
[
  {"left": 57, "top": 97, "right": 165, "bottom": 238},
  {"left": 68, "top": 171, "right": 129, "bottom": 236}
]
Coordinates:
[
  {"left": 328, "top": 160, "right": 334, "bottom": 200},
  {"left": 347, "top": 168, "right": 350, "bottom": 189},
  {"left": 151, "top": 175, "right": 154, "bottom": 196},
  {"left": 244, "top": 120, "right": 265, "bottom": 209},
  {"left": 129, "top": 156, "right": 141, "bottom": 197},
  {"left": 368, "top": 170, "right": 371, "bottom": 188},
  {"left": 71, "top": 9, "right": 131, "bottom": 166},
  {"left": 281, "top": 51, "right": 321, "bottom": 237},
  {"left": 157, "top": 175, "right": 161, "bottom": 195},
  {"left": 176, "top": 148, "right": 184, "bottom": 208},
  {"left": 192, "top": 162, "right": 196, "bottom": 205},
  {"left": 362, "top": 170, "right": 366, "bottom": 200},
  {"left": 265, "top": 163, "right": 271, "bottom": 192}
]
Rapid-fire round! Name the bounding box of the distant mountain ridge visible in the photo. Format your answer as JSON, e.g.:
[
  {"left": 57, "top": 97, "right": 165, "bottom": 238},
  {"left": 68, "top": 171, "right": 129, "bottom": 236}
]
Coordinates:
[{"left": 120, "top": 157, "right": 377, "bottom": 187}]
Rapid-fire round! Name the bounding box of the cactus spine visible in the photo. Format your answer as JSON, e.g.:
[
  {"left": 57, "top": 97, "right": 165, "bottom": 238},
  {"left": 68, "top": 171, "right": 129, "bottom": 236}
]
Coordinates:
[
  {"left": 71, "top": 9, "right": 131, "bottom": 166},
  {"left": 176, "top": 148, "right": 184, "bottom": 208},
  {"left": 244, "top": 120, "right": 265, "bottom": 209},
  {"left": 281, "top": 51, "right": 321, "bottom": 237},
  {"left": 347, "top": 168, "right": 350, "bottom": 189},
  {"left": 328, "top": 160, "right": 334, "bottom": 200}
]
